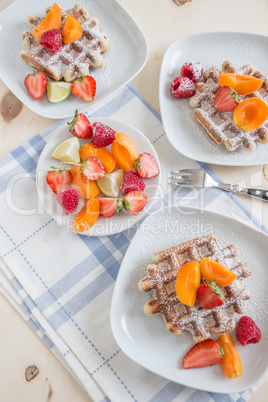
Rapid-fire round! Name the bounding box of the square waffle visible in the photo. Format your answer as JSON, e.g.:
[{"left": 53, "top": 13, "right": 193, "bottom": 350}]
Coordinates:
[
  {"left": 138, "top": 234, "right": 251, "bottom": 342},
  {"left": 190, "top": 60, "right": 268, "bottom": 152},
  {"left": 21, "top": 4, "right": 109, "bottom": 82}
]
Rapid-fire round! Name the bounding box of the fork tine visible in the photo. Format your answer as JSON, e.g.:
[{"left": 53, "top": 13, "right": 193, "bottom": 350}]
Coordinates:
[
  {"left": 169, "top": 174, "right": 193, "bottom": 181},
  {"left": 170, "top": 180, "right": 194, "bottom": 186}
]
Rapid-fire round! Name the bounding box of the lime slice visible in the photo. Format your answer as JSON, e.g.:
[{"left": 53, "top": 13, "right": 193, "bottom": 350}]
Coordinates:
[
  {"left": 51, "top": 137, "right": 80, "bottom": 163},
  {"left": 97, "top": 169, "right": 124, "bottom": 197},
  {"left": 47, "top": 81, "right": 72, "bottom": 103}
]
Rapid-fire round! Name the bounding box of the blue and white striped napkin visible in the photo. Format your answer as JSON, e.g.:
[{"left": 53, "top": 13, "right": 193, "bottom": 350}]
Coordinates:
[{"left": 0, "top": 86, "right": 267, "bottom": 401}]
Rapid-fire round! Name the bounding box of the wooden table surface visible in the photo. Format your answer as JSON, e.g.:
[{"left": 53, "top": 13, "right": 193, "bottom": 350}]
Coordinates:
[{"left": 0, "top": 0, "right": 268, "bottom": 400}]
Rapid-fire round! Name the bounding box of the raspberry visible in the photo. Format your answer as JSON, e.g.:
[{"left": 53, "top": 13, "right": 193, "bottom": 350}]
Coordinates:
[
  {"left": 170, "top": 77, "right": 195, "bottom": 99},
  {"left": 236, "top": 316, "right": 262, "bottom": 346},
  {"left": 57, "top": 188, "right": 80, "bottom": 215},
  {"left": 92, "top": 122, "right": 116, "bottom": 147},
  {"left": 40, "top": 29, "right": 63, "bottom": 53},
  {"left": 181, "top": 61, "right": 203, "bottom": 83},
  {"left": 120, "top": 171, "right": 145, "bottom": 194}
]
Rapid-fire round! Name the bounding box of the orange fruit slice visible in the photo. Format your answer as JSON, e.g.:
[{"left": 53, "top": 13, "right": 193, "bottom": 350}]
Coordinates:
[
  {"left": 71, "top": 165, "right": 99, "bottom": 199},
  {"left": 32, "top": 3, "right": 62, "bottom": 40},
  {"left": 233, "top": 97, "right": 268, "bottom": 131},
  {"left": 62, "top": 14, "right": 82, "bottom": 44},
  {"left": 79, "top": 142, "right": 116, "bottom": 173},
  {"left": 219, "top": 72, "right": 262, "bottom": 95},
  {"left": 175, "top": 261, "right": 201, "bottom": 307},
  {"left": 200, "top": 258, "right": 237, "bottom": 287},
  {"left": 217, "top": 333, "right": 242, "bottom": 379},
  {"left": 111, "top": 133, "right": 139, "bottom": 172},
  {"left": 72, "top": 197, "right": 99, "bottom": 233}
]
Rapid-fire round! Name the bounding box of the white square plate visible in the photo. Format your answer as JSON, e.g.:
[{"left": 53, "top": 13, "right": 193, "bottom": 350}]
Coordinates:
[
  {"left": 0, "top": 0, "right": 148, "bottom": 119},
  {"left": 159, "top": 32, "right": 268, "bottom": 166}
]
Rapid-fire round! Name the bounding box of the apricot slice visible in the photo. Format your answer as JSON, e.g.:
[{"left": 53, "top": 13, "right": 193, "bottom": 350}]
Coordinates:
[
  {"left": 219, "top": 72, "right": 262, "bottom": 95},
  {"left": 32, "top": 3, "right": 62, "bottom": 40},
  {"left": 71, "top": 165, "right": 99, "bottom": 199},
  {"left": 200, "top": 258, "right": 237, "bottom": 287},
  {"left": 175, "top": 261, "right": 201, "bottom": 307},
  {"left": 233, "top": 97, "right": 268, "bottom": 131},
  {"left": 217, "top": 334, "right": 242, "bottom": 379},
  {"left": 79, "top": 143, "right": 116, "bottom": 173},
  {"left": 62, "top": 14, "right": 82, "bottom": 44},
  {"left": 72, "top": 197, "right": 99, "bottom": 233},
  {"left": 111, "top": 133, "right": 139, "bottom": 172}
]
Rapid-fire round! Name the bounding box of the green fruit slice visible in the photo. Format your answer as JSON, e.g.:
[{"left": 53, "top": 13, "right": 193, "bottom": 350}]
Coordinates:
[
  {"left": 47, "top": 81, "right": 72, "bottom": 103},
  {"left": 51, "top": 137, "right": 80, "bottom": 163},
  {"left": 97, "top": 169, "right": 124, "bottom": 197}
]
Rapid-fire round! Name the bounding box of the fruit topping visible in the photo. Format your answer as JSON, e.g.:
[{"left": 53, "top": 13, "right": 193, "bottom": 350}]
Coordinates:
[
  {"left": 57, "top": 188, "right": 80, "bottom": 215},
  {"left": 196, "top": 280, "right": 225, "bottom": 310},
  {"left": 123, "top": 190, "right": 147, "bottom": 215},
  {"left": 80, "top": 142, "right": 116, "bottom": 173},
  {"left": 92, "top": 122, "right": 116, "bottom": 147},
  {"left": 51, "top": 136, "right": 80, "bottom": 163},
  {"left": 80, "top": 157, "right": 105, "bottom": 181},
  {"left": 47, "top": 81, "right": 72, "bottom": 103},
  {"left": 40, "top": 29, "right": 62, "bottom": 53},
  {"left": 67, "top": 109, "right": 92, "bottom": 139},
  {"left": 236, "top": 316, "right": 262, "bottom": 346},
  {"left": 170, "top": 76, "right": 196, "bottom": 99},
  {"left": 134, "top": 153, "right": 160, "bottom": 178},
  {"left": 111, "top": 133, "right": 139, "bottom": 172},
  {"left": 71, "top": 76, "right": 96, "bottom": 103},
  {"left": 219, "top": 72, "right": 262, "bottom": 95},
  {"left": 32, "top": 3, "right": 62, "bottom": 40},
  {"left": 71, "top": 165, "right": 99, "bottom": 199},
  {"left": 62, "top": 13, "right": 82, "bottom": 44},
  {"left": 181, "top": 61, "right": 203, "bottom": 83},
  {"left": 72, "top": 197, "right": 99, "bottom": 232},
  {"left": 233, "top": 97, "right": 268, "bottom": 131},
  {"left": 175, "top": 261, "right": 201, "bottom": 307},
  {"left": 217, "top": 333, "right": 242, "bottom": 379},
  {"left": 98, "top": 197, "right": 123, "bottom": 218},
  {"left": 46, "top": 167, "right": 73, "bottom": 194},
  {"left": 24, "top": 71, "right": 47, "bottom": 100},
  {"left": 120, "top": 171, "right": 145, "bottom": 194},
  {"left": 214, "top": 86, "right": 240, "bottom": 112},
  {"left": 200, "top": 257, "right": 237, "bottom": 287},
  {"left": 97, "top": 169, "right": 124, "bottom": 197},
  {"left": 183, "top": 339, "right": 224, "bottom": 369}
]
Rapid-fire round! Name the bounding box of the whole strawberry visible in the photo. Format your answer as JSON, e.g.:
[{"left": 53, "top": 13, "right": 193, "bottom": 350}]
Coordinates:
[
  {"left": 46, "top": 167, "right": 73, "bottom": 194},
  {"left": 123, "top": 190, "right": 147, "bottom": 215},
  {"left": 67, "top": 109, "right": 92, "bottom": 138},
  {"left": 24, "top": 71, "right": 47, "bottom": 99},
  {"left": 120, "top": 171, "right": 145, "bottom": 194},
  {"left": 92, "top": 122, "right": 116, "bottom": 147},
  {"left": 57, "top": 188, "right": 80, "bottom": 215},
  {"left": 134, "top": 153, "right": 160, "bottom": 178},
  {"left": 236, "top": 316, "right": 262, "bottom": 346}
]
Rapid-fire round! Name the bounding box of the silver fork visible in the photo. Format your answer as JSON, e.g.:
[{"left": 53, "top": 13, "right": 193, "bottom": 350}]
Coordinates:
[{"left": 169, "top": 169, "right": 268, "bottom": 201}]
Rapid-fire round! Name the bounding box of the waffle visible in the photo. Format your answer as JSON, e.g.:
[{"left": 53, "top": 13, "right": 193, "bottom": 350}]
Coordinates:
[
  {"left": 138, "top": 234, "right": 251, "bottom": 342},
  {"left": 190, "top": 60, "right": 268, "bottom": 152},
  {"left": 21, "top": 4, "right": 109, "bottom": 82}
]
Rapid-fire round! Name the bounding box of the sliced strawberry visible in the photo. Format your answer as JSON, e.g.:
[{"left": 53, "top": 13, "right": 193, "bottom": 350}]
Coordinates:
[
  {"left": 46, "top": 167, "right": 73, "bottom": 194},
  {"left": 67, "top": 109, "right": 92, "bottom": 138},
  {"left": 71, "top": 76, "right": 96, "bottom": 102},
  {"left": 98, "top": 197, "right": 123, "bottom": 218},
  {"left": 123, "top": 190, "right": 147, "bottom": 215},
  {"left": 214, "top": 86, "right": 240, "bottom": 112},
  {"left": 196, "top": 280, "right": 225, "bottom": 310},
  {"left": 134, "top": 153, "right": 160, "bottom": 178},
  {"left": 24, "top": 71, "right": 47, "bottom": 100},
  {"left": 183, "top": 339, "right": 224, "bottom": 369},
  {"left": 80, "top": 157, "right": 105, "bottom": 180}
]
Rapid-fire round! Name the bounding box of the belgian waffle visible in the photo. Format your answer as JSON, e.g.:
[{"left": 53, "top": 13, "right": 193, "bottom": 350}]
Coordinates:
[
  {"left": 190, "top": 60, "right": 268, "bottom": 152},
  {"left": 138, "top": 234, "right": 251, "bottom": 342},
  {"left": 21, "top": 4, "right": 109, "bottom": 82}
]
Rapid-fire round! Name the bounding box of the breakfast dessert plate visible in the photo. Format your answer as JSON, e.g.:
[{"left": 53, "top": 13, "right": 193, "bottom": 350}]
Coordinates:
[
  {"left": 159, "top": 31, "right": 268, "bottom": 166},
  {"left": 110, "top": 205, "right": 268, "bottom": 393},
  {"left": 0, "top": 0, "right": 148, "bottom": 119},
  {"left": 36, "top": 118, "right": 161, "bottom": 236}
]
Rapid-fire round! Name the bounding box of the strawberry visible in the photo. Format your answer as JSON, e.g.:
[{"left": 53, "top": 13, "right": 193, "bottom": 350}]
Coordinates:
[
  {"left": 71, "top": 76, "right": 96, "bottom": 102},
  {"left": 98, "top": 197, "right": 123, "bottom": 218},
  {"left": 123, "top": 190, "right": 147, "bottom": 215},
  {"left": 24, "top": 70, "right": 47, "bottom": 99},
  {"left": 214, "top": 86, "right": 240, "bottom": 112},
  {"left": 67, "top": 109, "right": 92, "bottom": 138},
  {"left": 183, "top": 339, "right": 224, "bottom": 369},
  {"left": 80, "top": 157, "right": 105, "bottom": 180},
  {"left": 196, "top": 280, "right": 225, "bottom": 310},
  {"left": 57, "top": 188, "right": 80, "bottom": 215},
  {"left": 46, "top": 167, "right": 73, "bottom": 194},
  {"left": 134, "top": 153, "right": 160, "bottom": 178}
]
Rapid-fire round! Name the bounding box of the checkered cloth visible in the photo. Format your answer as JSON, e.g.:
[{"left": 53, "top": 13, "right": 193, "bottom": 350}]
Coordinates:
[{"left": 0, "top": 86, "right": 267, "bottom": 401}]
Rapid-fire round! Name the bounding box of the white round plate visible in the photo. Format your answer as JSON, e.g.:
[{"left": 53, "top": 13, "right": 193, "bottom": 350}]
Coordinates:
[{"left": 36, "top": 118, "right": 161, "bottom": 236}]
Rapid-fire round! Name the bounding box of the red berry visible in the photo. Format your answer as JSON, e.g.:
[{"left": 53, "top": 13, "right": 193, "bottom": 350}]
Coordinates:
[
  {"left": 196, "top": 281, "right": 225, "bottom": 310},
  {"left": 236, "top": 316, "right": 262, "bottom": 346},
  {"left": 57, "top": 188, "right": 80, "bottom": 215},
  {"left": 67, "top": 109, "right": 92, "bottom": 138},
  {"left": 214, "top": 86, "right": 240, "bottom": 112},
  {"left": 71, "top": 76, "right": 96, "bottom": 102},
  {"left": 183, "top": 339, "right": 224, "bottom": 369},
  {"left": 46, "top": 167, "right": 73, "bottom": 194},
  {"left": 24, "top": 70, "right": 47, "bottom": 100},
  {"left": 80, "top": 157, "right": 105, "bottom": 180},
  {"left": 181, "top": 61, "right": 203, "bottom": 83},
  {"left": 170, "top": 76, "right": 195, "bottom": 99},
  {"left": 40, "top": 29, "right": 62, "bottom": 53},
  {"left": 98, "top": 198, "right": 123, "bottom": 218},
  {"left": 123, "top": 190, "right": 147, "bottom": 215},
  {"left": 134, "top": 153, "right": 159, "bottom": 178},
  {"left": 120, "top": 171, "right": 145, "bottom": 194},
  {"left": 92, "top": 122, "right": 116, "bottom": 147}
]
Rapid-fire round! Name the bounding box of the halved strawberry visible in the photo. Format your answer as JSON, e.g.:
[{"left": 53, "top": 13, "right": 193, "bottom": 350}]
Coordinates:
[
  {"left": 196, "top": 280, "right": 225, "bottom": 310},
  {"left": 123, "top": 190, "right": 147, "bottom": 215},
  {"left": 80, "top": 157, "right": 105, "bottom": 180},
  {"left": 71, "top": 76, "right": 96, "bottom": 102},
  {"left": 46, "top": 167, "right": 73, "bottom": 194},
  {"left": 98, "top": 197, "right": 123, "bottom": 218},
  {"left": 67, "top": 109, "right": 92, "bottom": 138},
  {"left": 183, "top": 339, "right": 224, "bottom": 369},
  {"left": 134, "top": 153, "right": 160, "bottom": 178},
  {"left": 214, "top": 86, "right": 240, "bottom": 112},
  {"left": 24, "top": 71, "right": 47, "bottom": 100}
]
